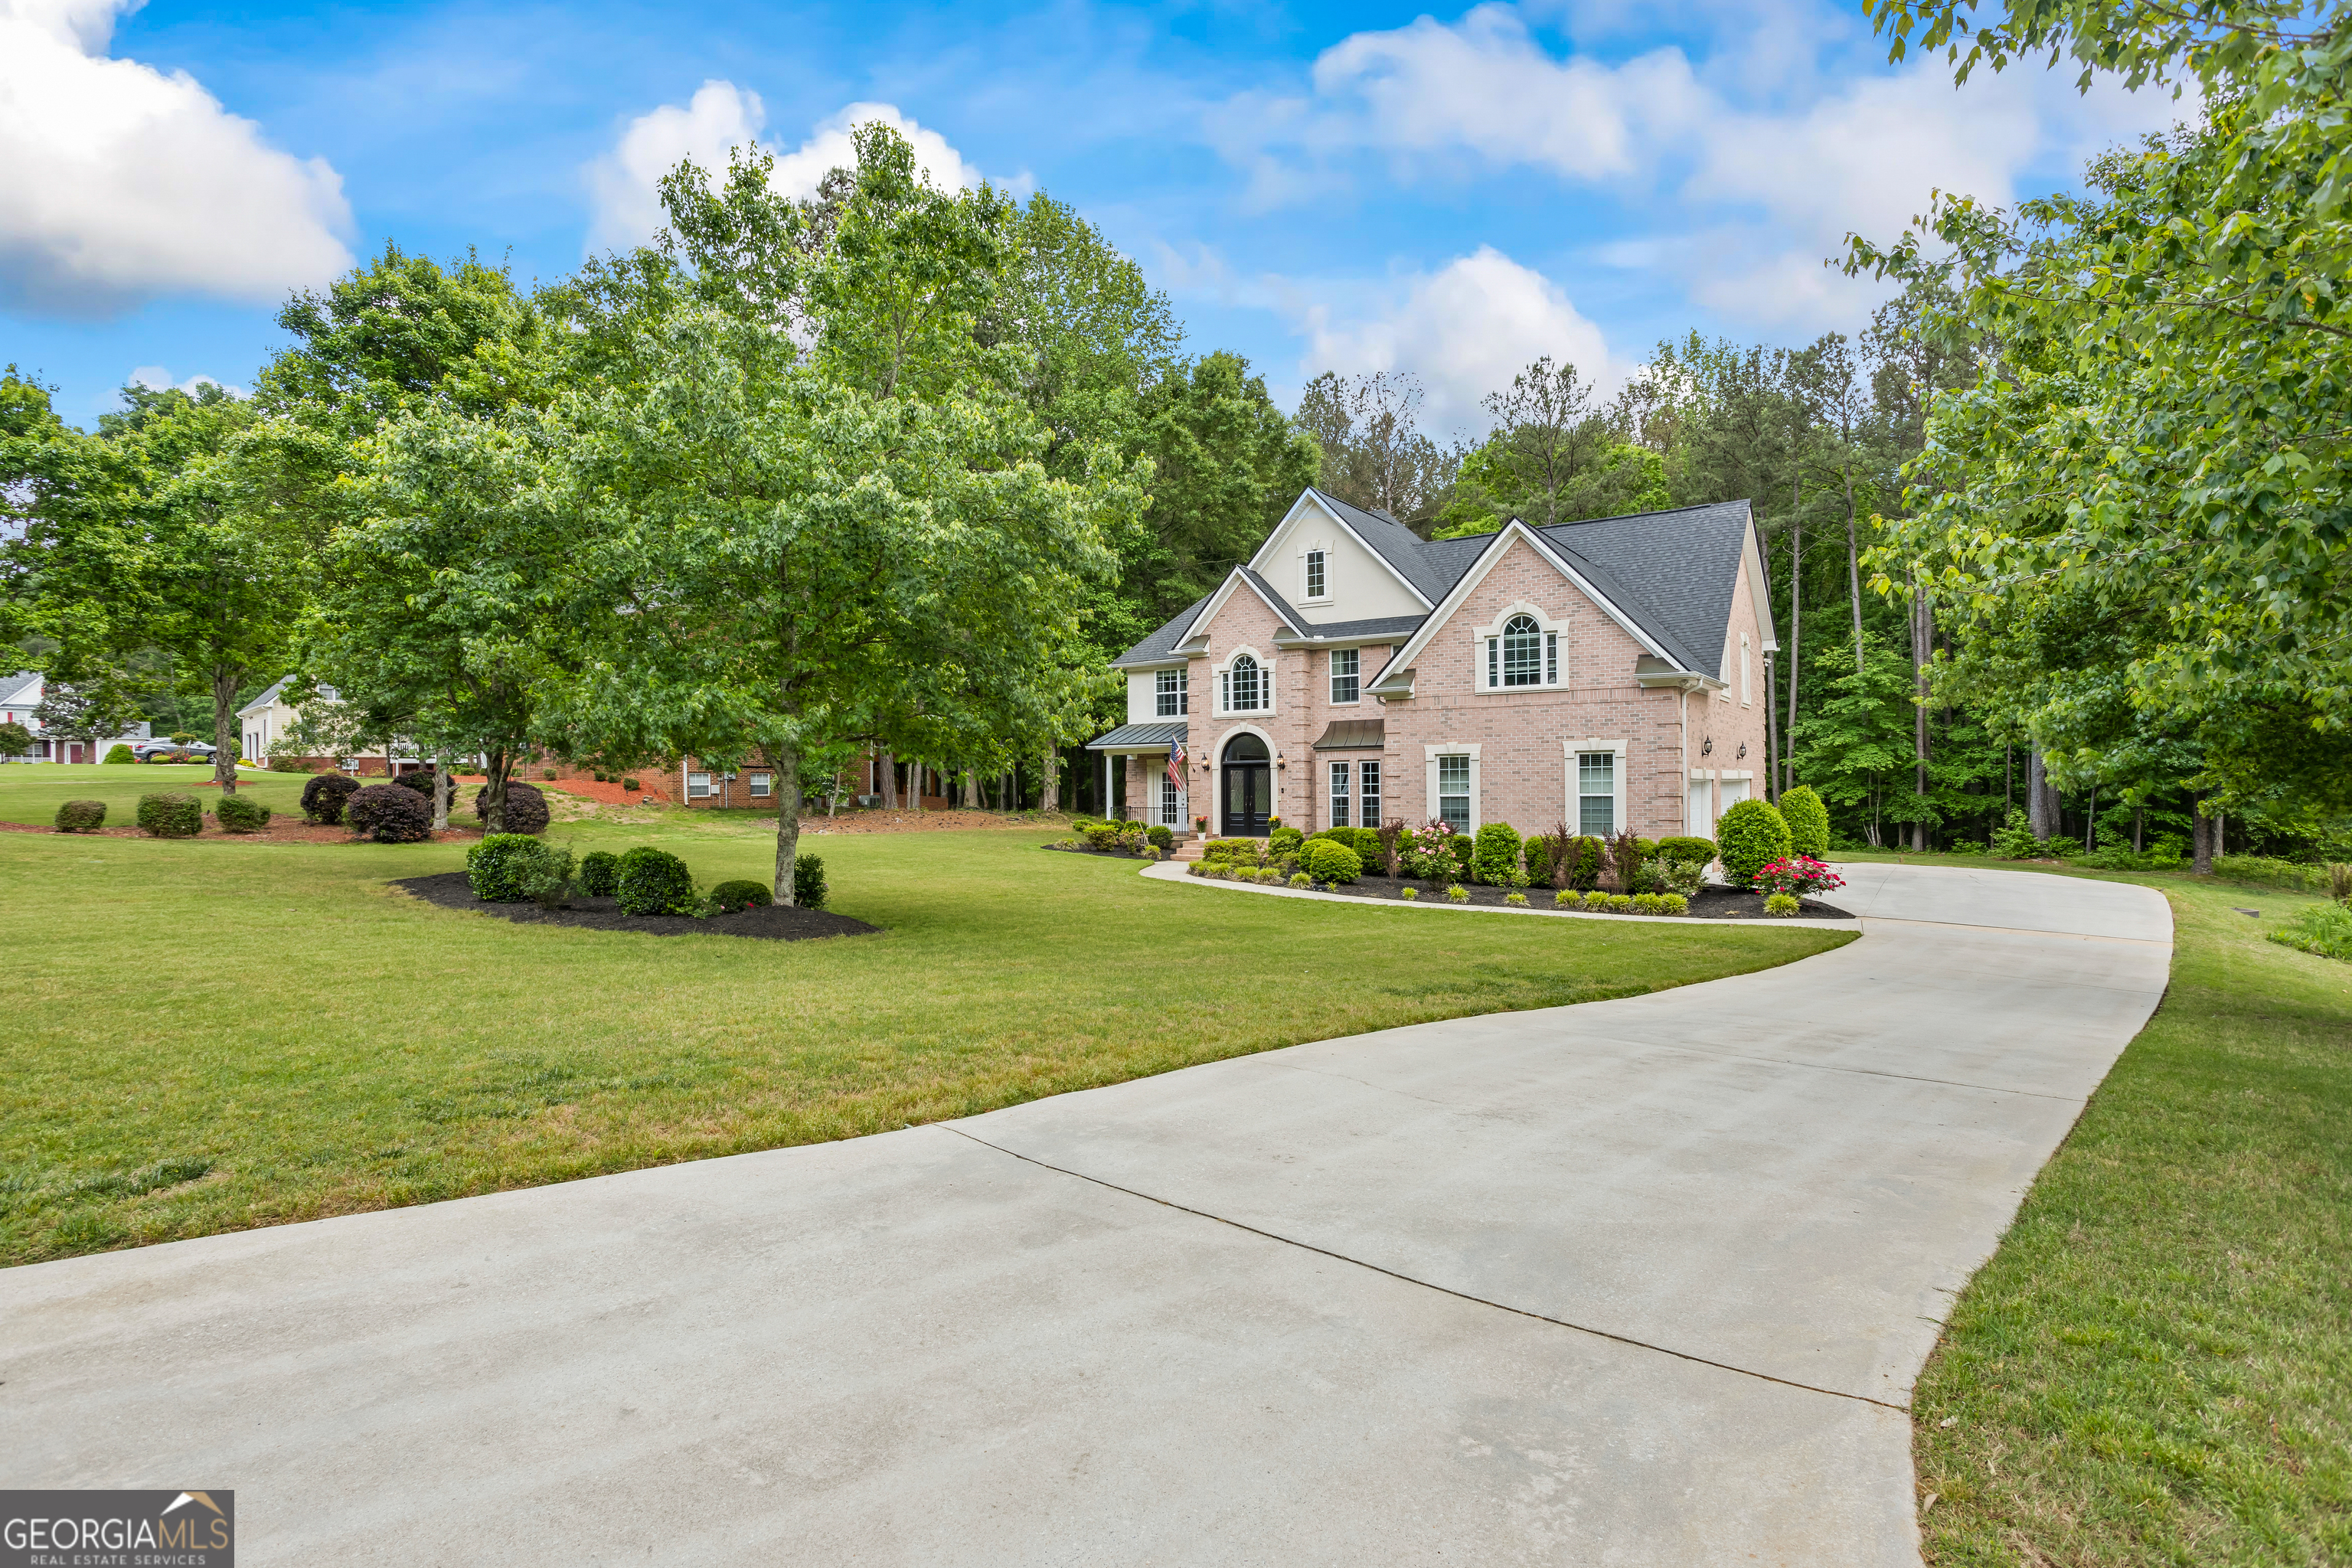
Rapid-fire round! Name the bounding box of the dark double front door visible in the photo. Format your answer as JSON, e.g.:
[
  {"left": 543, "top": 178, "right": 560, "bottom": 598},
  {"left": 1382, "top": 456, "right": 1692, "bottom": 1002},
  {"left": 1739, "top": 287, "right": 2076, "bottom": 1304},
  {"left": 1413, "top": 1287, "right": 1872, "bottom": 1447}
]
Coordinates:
[{"left": 1220, "top": 733, "right": 1271, "bottom": 836}]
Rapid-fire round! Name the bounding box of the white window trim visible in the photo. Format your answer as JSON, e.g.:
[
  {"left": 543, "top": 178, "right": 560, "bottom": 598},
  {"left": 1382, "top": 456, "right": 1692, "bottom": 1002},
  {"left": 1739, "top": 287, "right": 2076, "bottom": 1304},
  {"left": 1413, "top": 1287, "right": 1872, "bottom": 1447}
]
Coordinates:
[
  {"left": 1155, "top": 666, "right": 1190, "bottom": 717},
  {"left": 1424, "top": 741, "right": 1481, "bottom": 834},
  {"left": 1359, "top": 759, "right": 1383, "bottom": 828},
  {"left": 1328, "top": 760, "right": 1352, "bottom": 828},
  {"left": 1566, "top": 737, "right": 1628, "bottom": 840},
  {"left": 1329, "top": 647, "right": 1361, "bottom": 706},
  {"left": 1471, "top": 600, "right": 1566, "bottom": 693},
  {"left": 1214, "top": 646, "right": 1276, "bottom": 717}
]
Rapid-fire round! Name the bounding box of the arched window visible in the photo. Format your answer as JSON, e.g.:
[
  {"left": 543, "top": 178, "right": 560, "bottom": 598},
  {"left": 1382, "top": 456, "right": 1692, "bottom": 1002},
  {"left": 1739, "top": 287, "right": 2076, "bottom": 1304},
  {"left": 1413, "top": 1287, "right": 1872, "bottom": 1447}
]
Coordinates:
[
  {"left": 1485, "top": 612, "right": 1559, "bottom": 689},
  {"left": 1220, "top": 654, "right": 1264, "bottom": 713}
]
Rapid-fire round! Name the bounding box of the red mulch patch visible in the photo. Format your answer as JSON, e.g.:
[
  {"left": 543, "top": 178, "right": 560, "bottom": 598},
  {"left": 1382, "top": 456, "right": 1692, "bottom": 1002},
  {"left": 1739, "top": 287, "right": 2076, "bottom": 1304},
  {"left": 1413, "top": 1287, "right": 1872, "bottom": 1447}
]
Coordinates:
[
  {"left": 537, "top": 776, "right": 671, "bottom": 806},
  {"left": 15, "top": 821, "right": 483, "bottom": 844}
]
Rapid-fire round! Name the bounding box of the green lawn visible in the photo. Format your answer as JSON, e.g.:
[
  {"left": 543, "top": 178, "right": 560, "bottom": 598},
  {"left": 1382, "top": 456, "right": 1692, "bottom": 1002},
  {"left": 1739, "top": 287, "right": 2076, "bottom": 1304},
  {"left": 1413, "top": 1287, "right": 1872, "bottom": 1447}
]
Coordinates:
[
  {"left": 0, "top": 760, "right": 313, "bottom": 826},
  {"left": 1, "top": 799, "right": 1847, "bottom": 1266},
  {"left": 1838, "top": 851, "right": 2352, "bottom": 1566}
]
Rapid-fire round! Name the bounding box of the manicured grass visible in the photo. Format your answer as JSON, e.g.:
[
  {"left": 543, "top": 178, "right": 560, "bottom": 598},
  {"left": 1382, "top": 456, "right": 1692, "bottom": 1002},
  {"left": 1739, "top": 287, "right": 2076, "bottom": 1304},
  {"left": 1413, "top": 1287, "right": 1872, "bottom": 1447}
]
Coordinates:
[
  {"left": 1, "top": 812, "right": 1848, "bottom": 1265},
  {"left": 1841, "top": 851, "right": 2352, "bottom": 1566},
  {"left": 0, "top": 761, "right": 312, "bottom": 827}
]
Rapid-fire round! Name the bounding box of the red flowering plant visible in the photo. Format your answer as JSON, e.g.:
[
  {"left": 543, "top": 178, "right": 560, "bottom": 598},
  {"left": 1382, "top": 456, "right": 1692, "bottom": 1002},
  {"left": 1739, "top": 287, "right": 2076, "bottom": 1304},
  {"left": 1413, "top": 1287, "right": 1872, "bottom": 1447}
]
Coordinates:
[{"left": 1752, "top": 855, "right": 1844, "bottom": 899}]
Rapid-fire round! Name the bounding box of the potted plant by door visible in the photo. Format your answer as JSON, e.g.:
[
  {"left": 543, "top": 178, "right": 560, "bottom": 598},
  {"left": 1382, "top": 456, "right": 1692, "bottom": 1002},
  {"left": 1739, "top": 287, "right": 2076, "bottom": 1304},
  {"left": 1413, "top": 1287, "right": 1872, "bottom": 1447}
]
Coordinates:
[{"left": 1193, "top": 814, "right": 1208, "bottom": 834}]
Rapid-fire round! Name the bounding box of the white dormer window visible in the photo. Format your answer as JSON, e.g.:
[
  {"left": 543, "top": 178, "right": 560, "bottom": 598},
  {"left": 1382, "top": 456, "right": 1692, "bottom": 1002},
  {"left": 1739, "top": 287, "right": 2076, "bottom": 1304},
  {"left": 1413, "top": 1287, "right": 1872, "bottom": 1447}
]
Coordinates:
[
  {"left": 1156, "top": 668, "right": 1188, "bottom": 717},
  {"left": 1305, "top": 548, "right": 1327, "bottom": 601},
  {"left": 1217, "top": 652, "right": 1270, "bottom": 714},
  {"left": 1481, "top": 610, "right": 1559, "bottom": 690}
]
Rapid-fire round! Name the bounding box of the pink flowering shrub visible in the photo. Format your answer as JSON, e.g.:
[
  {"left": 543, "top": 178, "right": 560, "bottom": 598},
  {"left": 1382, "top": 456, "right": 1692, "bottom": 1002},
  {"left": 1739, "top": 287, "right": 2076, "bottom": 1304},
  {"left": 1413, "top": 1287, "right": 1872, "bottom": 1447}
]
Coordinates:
[{"left": 1752, "top": 855, "right": 1844, "bottom": 899}]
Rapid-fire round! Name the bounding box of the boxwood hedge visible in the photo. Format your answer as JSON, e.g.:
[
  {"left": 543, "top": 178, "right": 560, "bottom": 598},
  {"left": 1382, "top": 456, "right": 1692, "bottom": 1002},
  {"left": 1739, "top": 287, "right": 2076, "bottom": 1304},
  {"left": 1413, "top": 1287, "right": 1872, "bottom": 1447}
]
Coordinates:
[
  {"left": 300, "top": 773, "right": 360, "bottom": 825},
  {"left": 579, "top": 850, "right": 621, "bottom": 897},
  {"left": 1716, "top": 799, "right": 1793, "bottom": 888},
  {"left": 136, "top": 792, "right": 202, "bottom": 838},
  {"left": 346, "top": 782, "right": 432, "bottom": 843},
  {"left": 475, "top": 781, "right": 550, "bottom": 835},
  {"left": 616, "top": 846, "right": 696, "bottom": 916},
  {"left": 709, "top": 879, "right": 773, "bottom": 913},
  {"left": 54, "top": 799, "right": 106, "bottom": 832},
  {"left": 213, "top": 792, "right": 271, "bottom": 833}
]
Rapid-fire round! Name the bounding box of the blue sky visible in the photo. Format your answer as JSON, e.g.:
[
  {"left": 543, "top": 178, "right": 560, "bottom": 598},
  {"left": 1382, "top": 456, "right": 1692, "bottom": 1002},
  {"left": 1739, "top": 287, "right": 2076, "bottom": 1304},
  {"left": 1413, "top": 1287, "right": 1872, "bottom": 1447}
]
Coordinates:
[{"left": 2, "top": 0, "right": 2187, "bottom": 432}]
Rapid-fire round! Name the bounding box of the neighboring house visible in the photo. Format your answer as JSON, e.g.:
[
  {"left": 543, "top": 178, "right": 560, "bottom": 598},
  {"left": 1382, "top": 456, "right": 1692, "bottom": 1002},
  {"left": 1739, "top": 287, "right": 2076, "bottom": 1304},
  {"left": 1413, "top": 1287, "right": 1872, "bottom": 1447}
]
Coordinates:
[
  {"left": 237, "top": 677, "right": 422, "bottom": 775},
  {"left": 1088, "top": 488, "right": 1775, "bottom": 841},
  {"left": 0, "top": 671, "right": 150, "bottom": 763}
]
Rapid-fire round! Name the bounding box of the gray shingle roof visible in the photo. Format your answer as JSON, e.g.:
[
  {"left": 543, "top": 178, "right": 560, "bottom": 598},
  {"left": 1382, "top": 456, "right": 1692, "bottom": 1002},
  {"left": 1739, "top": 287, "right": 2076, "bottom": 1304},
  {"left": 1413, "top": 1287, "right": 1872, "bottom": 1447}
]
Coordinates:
[
  {"left": 0, "top": 671, "right": 39, "bottom": 707},
  {"left": 1236, "top": 568, "right": 1311, "bottom": 635},
  {"left": 1107, "top": 495, "right": 1755, "bottom": 680}
]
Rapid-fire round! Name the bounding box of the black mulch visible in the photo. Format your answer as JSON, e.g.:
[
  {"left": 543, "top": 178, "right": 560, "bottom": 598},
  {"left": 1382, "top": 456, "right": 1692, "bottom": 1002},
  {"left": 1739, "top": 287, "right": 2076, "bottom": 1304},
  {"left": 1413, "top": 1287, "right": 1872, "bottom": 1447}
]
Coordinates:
[
  {"left": 1201, "top": 869, "right": 1852, "bottom": 921},
  {"left": 392, "top": 871, "right": 879, "bottom": 941}
]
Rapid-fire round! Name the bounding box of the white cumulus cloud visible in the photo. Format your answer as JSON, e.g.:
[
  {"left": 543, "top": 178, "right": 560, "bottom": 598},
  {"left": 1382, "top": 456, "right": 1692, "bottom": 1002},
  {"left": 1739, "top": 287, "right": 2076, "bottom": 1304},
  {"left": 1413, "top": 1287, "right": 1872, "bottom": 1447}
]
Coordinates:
[
  {"left": 128, "top": 364, "right": 242, "bottom": 398},
  {"left": 0, "top": 0, "right": 354, "bottom": 316},
  {"left": 587, "top": 83, "right": 988, "bottom": 253},
  {"left": 1299, "top": 247, "right": 1625, "bottom": 433}
]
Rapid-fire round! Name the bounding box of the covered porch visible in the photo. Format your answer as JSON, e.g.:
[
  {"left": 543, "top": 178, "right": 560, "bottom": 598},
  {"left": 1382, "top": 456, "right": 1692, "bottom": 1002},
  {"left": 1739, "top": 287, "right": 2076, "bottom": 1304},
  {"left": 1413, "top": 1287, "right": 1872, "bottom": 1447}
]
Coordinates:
[{"left": 1086, "top": 721, "right": 1189, "bottom": 829}]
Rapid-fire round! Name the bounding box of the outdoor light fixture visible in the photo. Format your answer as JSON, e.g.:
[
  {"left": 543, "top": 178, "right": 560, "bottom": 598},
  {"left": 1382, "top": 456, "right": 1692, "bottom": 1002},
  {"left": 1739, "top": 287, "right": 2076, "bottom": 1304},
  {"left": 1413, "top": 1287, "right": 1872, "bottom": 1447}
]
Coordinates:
[
  {"left": 1736, "top": 742, "right": 1747, "bottom": 759},
  {"left": 1700, "top": 737, "right": 1713, "bottom": 756}
]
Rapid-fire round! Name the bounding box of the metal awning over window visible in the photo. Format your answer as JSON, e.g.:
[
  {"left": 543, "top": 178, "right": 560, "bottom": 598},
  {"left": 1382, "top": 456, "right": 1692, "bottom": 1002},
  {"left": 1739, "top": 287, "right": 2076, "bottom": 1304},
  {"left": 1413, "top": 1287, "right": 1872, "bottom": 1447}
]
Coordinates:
[{"left": 1311, "top": 719, "right": 1385, "bottom": 751}]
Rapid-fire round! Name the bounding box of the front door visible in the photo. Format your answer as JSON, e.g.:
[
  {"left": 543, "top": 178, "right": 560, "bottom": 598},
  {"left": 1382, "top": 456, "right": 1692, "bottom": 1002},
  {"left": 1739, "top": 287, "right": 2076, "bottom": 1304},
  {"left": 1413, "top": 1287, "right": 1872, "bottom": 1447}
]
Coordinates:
[{"left": 1220, "top": 733, "right": 1271, "bottom": 836}]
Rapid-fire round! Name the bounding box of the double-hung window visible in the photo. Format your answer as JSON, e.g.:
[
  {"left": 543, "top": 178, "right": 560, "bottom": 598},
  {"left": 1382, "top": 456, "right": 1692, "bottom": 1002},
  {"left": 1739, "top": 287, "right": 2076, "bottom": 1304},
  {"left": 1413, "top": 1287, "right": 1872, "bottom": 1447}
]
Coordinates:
[
  {"left": 747, "top": 772, "right": 773, "bottom": 799},
  {"left": 1330, "top": 648, "right": 1358, "bottom": 704},
  {"left": 1438, "top": 755, "right": 1471, "bottom": 832},
  {"left": 1485, "top": 615, "right": 1558, "bottom": 688},
  {"left": 1359, "top": 760, "right": 1381, "bottom": 826},
  {"left": 688, "top": 771, "right": 714, "bottom": 799},
  {"left": 1328, "top": 761, "right": 1351, "bottom": 827},
  {"left": 1219, "top": 655, "right": 1264, "bottom": 714},
  {"left": 1577, "top": 752, "right": 1615, "bottom": 837},
  {"left": 1156, "top": 668, "right": 1188, "bottom": 717},
  {"left": 1305, "top": 548, "right": 1326, "bottom": 599}
]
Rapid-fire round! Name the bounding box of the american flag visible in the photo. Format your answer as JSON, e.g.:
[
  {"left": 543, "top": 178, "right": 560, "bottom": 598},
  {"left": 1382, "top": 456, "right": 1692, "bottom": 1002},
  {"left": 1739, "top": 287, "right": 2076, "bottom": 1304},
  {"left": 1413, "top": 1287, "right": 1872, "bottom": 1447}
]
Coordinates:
[{"left": 1167, "top": 738, "right": 1185, "bottom": 790}]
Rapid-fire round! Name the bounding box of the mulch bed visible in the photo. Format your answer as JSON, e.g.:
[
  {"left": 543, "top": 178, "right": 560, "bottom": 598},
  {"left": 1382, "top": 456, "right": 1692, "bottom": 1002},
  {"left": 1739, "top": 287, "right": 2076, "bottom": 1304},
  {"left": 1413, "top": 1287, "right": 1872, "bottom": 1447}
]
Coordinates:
[
  {"left": 1192, "top": 867, "right": 1853, "bottom": 921},
  {"left": 391, "top": 871, "right": 879, "bottom": 942}
]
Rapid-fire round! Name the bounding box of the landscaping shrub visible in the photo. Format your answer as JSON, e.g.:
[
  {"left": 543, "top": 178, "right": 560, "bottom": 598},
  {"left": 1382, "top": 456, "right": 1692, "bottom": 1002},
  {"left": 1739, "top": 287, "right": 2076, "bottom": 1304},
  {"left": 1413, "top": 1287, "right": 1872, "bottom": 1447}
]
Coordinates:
[
  {"left": 1776, "top": 786, "right": 1829, "bottom": 857},
  {"left": 54, "top": 799, "right": 106, "bottom": 832},
  {"left": 1298, "top": 838, "right": 1363, "bottom": 884},
  {"left": 1655, "top": 836, "right": 1717, "bottom": 866},
  {"left": 394, "top": 769, "right": 438, "bottom": 796},
  {"left": 1446, "top": 884, "right": 1469, "bottom": 903},
  {"left": 2214, "top": 855, "right": 2330, "bottom": 894},
  {"left": 1553, "top": 888, "right": 1576, "bottom": 907},
  {"left": 1753, "top": 856, "right": 1846, "bottom": 899},
  {"left": 300, "top": 772, "right": 360, "bottom": 825},
  {"left": 2269, "top": 903, "right": 2352, "bottom": 962},
  {"left": 1583, "top": 890, "right": 1612, "bottom": 910},
  {"left": 579, "top": 851, "right": 621, "bottom": 897},
  {"left": 1471, "top": 822, "right": 1524, "bottom": 885},
  {"left": 1373, "top": 819, "right": 1404, "bottom": 877},
  {"left": 267, "top": 755, "right": 311, "bottom": 773},
  {"left": 1146, "top": 824, "right": 1174, "bottom": 853},
  {"left": 1643, "top": 856, "right": 1704, "bottom": 898},
  {"left": 1660, "top": 893, "right": 1688, "bottom": 915},
  {"left": 710, "top": 879, "right": 773, "bottom": 913},
  {"left": 1083, "top": 825, "right": 1121, "bottom": 851},
  {"left": 1524, "top": 833, "right": 1557, "bottom": 886},
  {"left": 1268, "top": 825, "right": 1303, "bottom": 856},
  {"left": 467, "top": 834, "right": 547, "bottom": 902},
  {"left": 622, "top": 776, "right": 641, "bottom": 792},
  {"left": 616, "top": 847, "right": 697, "bottom": 915},
  {"left": 213, "top": 792, "right": 270, "bottom": 833},
  {"left": 103, "top": 743, "right": 135, "bottom": 764},
  {"left": 2044, "top": 835, "right": 2084, "bottom": 858},
  {"left": 1991, "top": 809, "right": 2042, "bottom": 859},
  {"left": 1449, "top": 835, "right": 1475, "bottom": 878},
  {"left": 1564, "top": 835, "right": 1604, "bottom": 890},
  {"left": 1606, "top": 893, "right": 1633, "bottom": 913},
  {"left": 515, "top": 844, "right": 576, "bottom": 907},
  {"left": 347, "top": 783, "right": 432, "bottom": 842},
  {"left": 135, "top": 792, "right": 202, "bottom": 838},
  {"left": 1400, "top": 886, "right": 1417, "bottom": 900},
  {"left": 1288, "top": 872, "right": 1313, "bottom": 889},
  {"left": 793, "top": 852, "right": 827, "bottom": 910},
  {"left": 475, "top": 782, "right": 550, "bottom": 835},
  {"left": 1504, "top": 891, "right": 1528, "bottom": 906},
  {"left": 542, "top": 769, "right": 557, "bottom": 780},
  {"left": 1633, "top": 893, "right": 1663, "bottom": 914},
  {"left": 1764, "top": 892, "right": 1801, "bottom": 917},
  {"left": 1715, "top": 799, "right": 1792, "bottom": 887}
]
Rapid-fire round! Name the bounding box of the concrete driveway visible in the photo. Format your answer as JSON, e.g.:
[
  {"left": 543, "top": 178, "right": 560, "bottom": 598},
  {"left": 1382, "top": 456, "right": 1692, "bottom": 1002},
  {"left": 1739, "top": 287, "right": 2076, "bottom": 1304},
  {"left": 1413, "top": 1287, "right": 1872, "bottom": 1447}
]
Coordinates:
[{"left": 2, "top": 863, "right": 2171, "bottom": 1565}]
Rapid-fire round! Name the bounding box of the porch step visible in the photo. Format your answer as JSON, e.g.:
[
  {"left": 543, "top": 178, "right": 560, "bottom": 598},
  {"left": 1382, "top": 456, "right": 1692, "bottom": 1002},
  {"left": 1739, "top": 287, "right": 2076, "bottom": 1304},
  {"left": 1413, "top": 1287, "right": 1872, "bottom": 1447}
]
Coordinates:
[{"left": 1173, "top": 837, "right": 1210, "bottom": 863}]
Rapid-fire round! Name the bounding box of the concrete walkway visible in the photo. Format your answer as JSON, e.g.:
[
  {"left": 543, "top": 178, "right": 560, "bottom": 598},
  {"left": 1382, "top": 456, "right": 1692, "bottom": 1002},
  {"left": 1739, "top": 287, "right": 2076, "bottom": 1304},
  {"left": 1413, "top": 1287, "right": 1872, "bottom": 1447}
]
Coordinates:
[{"left": 2, "top": 864, "right": 2171, "bottom": 1565}]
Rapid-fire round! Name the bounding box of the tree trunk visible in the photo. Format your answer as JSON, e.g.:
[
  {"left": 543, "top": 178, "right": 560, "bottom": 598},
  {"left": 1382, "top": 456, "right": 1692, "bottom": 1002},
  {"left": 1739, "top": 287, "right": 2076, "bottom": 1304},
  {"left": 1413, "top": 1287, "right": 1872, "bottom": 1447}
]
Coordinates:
[
  {"left": 1784, "top": 515, "right": 1802, "bottom": 795},
  {"left": 1765, "top": 655, "right": 1779, "bottom": 803},
  {"left": 482, "top": 745, "right": 511, "bottom": 832},
  {"left": 879, "top": 749, "right": 897, "bottom": 809},
  {"left": 2027, "top": 749, "right": 2058, "bottom": 841},
  {"left": 1040, "top": 746, "right": 1060, "bottom": 812},
  {"left": 960, "top": 768, "right": 978, "bottom": 808},
  {"left": 210, "top": 662, "right": 242, "bottom": 793},
  {"left": 772, "top": 735, "right": 806, "bottom": 904},
  {"left": 1911, "top": 583, "right": 1931, "bottom": 851},
  {"left": 2192, "top": 806, "right": 2214, "bottom": 875},
  {"left": 433, "top": 750, "right": 452, "bottom": 831},
  {"left": 2133, "top": 805, "right": 2144, "bottom": 854},
  {"left": 1844, "top": 468, "right": 1864, "bottom": 674}
]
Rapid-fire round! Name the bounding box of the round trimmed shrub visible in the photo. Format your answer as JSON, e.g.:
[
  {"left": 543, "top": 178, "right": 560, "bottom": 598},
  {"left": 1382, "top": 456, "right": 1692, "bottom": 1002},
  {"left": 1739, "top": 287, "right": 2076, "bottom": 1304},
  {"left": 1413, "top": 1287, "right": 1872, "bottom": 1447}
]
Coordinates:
[
  {"left": 136, "top": 792, "right": 202, "bottom": 838},
  {"left": 1298, "top": 838, "right": 1363, "bottom": 884},
  {"left": 394, "top": 769, "right": 438, "bottom": 796},
  {"left": 103, "top": 744, "right": 135, "bottom": 764},
  {"left": 1268, "top": 825, "right": 1304, "bottom": 856},
  {"left": 1583, "top": 890, "right": 1612, "bottom": 910},
  {"left": 214, "top": 792, "right": 271, "bottom": 833},
  {"left": 467, "top": 834, "right": 544, "bottom": 902},
  {"left": 616, "top": 846, "right": 696, "bottom": 916},
  {"left": 710, "top": 879, "right": 773, "bottom": 913},
  {"left": 301, "top": 772, "right": 360, "bottom": 825},
  {"left": 55, "top": 799, "right": 106, "bottom": 832},
  {"left": 579, "top": 851, "right": 621, "bottom": 897},
  {"left": 1661, "top": 893, "right": 1690, "bottom": 916},
  {"left": 346, "top": 782, "right": 432, "bottom": 843},
  {"left": 1471, "top": 822, "right": 1523, "bottom": 885},
  {"left": 1764, "top": 892, "right": 1802, "bottom": 917},
  {"left": 793, "top": 852, "right": 826, "bottom": 909},
  {"left": 1716, "top": 799, "right": 1793, "bottom": 888},
  {"left": 1778, "top": 786, "right": 1830, "bottom": 858},
  {"left": 1655, "top": 836, "right": 1717, "bottom": 866},
  {"left": 1606, "top": 893, "right": 1634, "bottom": 913},
  {"left": 474, "top": 781, "right": 550, "bottom": 835}
]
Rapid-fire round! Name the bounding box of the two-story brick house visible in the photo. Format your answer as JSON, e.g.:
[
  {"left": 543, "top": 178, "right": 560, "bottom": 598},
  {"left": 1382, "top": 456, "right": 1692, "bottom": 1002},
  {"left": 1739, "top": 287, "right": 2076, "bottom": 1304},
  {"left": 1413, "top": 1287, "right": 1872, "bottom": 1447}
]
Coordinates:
[{"left": 1087, "top": 488, "right": 1774, "bottom": 841}]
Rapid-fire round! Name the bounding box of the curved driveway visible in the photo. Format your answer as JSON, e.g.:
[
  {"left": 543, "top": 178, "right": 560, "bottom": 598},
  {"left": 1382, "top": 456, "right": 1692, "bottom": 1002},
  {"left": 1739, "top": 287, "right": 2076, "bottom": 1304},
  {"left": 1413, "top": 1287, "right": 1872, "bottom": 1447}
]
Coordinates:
[{"left": 2, "top": 864, "right": 2171, "bottom": 1565}]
